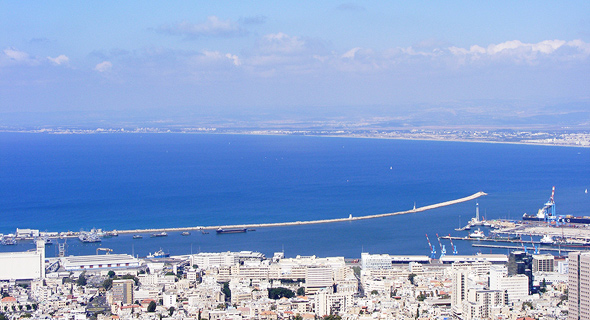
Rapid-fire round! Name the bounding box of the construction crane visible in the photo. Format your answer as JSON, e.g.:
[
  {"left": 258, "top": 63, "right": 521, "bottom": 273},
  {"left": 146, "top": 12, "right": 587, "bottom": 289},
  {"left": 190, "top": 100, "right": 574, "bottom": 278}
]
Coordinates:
[
  {"left": 448, "top": 234, "right": 458, "bottom": 255},
  {"left": 96, "top": 248, "right": 113, "bottom": 255},
  {"left": 435, "top": 233, "right": 446, "bottom": 258},
  {"left": 425, "top": 234, "right": 436, "bottom": 259}
]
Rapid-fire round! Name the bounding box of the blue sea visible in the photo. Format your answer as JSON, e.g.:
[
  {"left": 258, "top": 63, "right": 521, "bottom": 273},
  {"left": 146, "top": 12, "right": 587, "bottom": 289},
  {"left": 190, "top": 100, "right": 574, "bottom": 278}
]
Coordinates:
[{"left": 0, "top": 133, "right": 589, "bottom": 258}]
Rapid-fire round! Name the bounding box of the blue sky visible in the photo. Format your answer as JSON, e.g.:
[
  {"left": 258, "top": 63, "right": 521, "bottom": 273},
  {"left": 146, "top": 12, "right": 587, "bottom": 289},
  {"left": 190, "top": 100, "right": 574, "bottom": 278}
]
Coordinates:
[{"left": 1, "top": 1, "right": 589, "bottom": 124}]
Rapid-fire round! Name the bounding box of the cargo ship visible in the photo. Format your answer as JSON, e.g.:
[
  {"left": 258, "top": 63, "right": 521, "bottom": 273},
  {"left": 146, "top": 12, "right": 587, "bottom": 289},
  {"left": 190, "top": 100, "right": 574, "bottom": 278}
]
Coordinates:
[
  {"left": 523, "top": 187, "right": 590, "bottom": 224},
  {"left": 216, "top": 228, "right": 247, "bottom": 234}
]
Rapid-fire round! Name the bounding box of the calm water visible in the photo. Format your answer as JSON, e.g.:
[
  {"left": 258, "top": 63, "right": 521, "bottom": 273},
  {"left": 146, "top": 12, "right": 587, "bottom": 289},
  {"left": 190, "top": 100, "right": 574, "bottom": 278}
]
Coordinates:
[{"left": 0, "top": 133, "right": 589, "bottom": 258}]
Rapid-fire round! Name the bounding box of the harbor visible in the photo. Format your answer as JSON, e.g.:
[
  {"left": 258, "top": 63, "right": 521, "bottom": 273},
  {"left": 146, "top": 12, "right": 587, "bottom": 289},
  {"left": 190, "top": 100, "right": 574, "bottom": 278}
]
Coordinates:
[{"left": 1, "top": 191, "right": 487, "bottom": 243}]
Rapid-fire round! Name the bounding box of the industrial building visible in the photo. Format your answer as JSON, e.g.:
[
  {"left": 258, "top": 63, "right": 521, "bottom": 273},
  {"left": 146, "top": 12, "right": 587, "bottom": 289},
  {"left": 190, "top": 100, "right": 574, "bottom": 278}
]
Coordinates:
[
  {"left": 0, "top": 240, "right": 45, "bottom": 281},
  {"left": 60, "top": 254, "right": 140, "bottom": 271}
]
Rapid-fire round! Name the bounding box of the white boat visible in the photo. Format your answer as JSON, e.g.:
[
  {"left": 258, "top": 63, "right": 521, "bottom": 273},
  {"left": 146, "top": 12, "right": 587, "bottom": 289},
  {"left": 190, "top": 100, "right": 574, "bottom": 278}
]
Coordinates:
[
  {"left": 540, "top": 234, "right": 554, "bottom": 245},
  {"left": 469, "top": 228, "right": 485, "bottom": 238}
]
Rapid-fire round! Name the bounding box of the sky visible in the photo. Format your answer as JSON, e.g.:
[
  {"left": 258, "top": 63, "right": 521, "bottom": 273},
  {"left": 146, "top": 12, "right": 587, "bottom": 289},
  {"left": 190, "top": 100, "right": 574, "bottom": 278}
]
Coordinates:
[{"left": 1, "top": 1, "right": 589, "bottom": 126}]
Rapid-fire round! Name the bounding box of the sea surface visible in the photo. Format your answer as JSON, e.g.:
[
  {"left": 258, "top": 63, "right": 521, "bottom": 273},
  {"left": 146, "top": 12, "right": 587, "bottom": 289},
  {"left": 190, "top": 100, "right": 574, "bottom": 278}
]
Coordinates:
[{"left": 0, "top": 133, "right": 589, "bottom": 258}]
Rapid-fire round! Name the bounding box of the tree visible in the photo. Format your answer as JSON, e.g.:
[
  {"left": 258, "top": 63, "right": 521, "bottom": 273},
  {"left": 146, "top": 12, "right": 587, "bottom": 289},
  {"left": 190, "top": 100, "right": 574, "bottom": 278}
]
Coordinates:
[
  {"left": 76, "top": 272, "right": 87, "bottom": 287},
  {"left": 268, "top": 287, "right": 295, "bottom": 299},
  {"left": 107, "top": 270, "right": 116, "bottom": 278},
  {"left": 102, "top": 278, "right": 113, "bottom": 291},
  {"left": 222, "top": 282, "right": 231, "bottom": 301},
  {"left": 408, "top": 273, "right": 417, "bottom": 286},
  {"left": 297, "top": 287, "right": 305, "bottom": 296},
  {"left": 168, "top": 307, "right": 175, "bottom": 316},
  {"left": 147, "top": 301, "right": 157, "bottom": 312}
]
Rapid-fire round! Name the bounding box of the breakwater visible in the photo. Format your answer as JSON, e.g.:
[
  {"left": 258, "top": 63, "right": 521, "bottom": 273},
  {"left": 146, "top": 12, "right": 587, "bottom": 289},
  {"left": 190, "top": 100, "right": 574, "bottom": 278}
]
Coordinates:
[{"left": 115, "top": 191, "right": 487, "bottom": 235}]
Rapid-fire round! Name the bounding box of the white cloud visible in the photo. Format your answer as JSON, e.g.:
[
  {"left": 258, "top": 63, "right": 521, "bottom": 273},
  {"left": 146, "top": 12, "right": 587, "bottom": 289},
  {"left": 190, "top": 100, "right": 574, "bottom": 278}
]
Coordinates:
[
  {"left": 1, "top": 48, "right": 40, "bottom": 66},
  {"left": 159, "top": 16, "right": 244, "bottom": 38},
  {"left": 259, "top": 33, "right": 306, "bottom": 54},
  {"left": 225, "top": 53, "right": 241, "bottom": 66},
  {"left": 4, "top": 48, "right": 30, "bottom": 61},
  {"left": 47, "top": 54, "right": 69, "bottom": 65},
  {"left": 94, "top": 61, "right": 112, "bottom": 72}
]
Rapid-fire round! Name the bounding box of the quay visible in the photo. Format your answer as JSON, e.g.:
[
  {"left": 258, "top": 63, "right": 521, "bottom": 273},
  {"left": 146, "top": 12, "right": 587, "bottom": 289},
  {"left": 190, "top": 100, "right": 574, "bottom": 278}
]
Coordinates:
[
  {"left": 113, "top": 192, "right": 488, "bottom": 235},
  {"left": 471, "top": 243, "right": 582, "bottom": 253}
]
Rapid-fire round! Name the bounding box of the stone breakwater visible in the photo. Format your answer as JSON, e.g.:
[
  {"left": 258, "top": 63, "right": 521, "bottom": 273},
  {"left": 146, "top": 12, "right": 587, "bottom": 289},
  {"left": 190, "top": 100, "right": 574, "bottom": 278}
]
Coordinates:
[{"left": 115, "top": 192, "right": 487, "bottom": 235}]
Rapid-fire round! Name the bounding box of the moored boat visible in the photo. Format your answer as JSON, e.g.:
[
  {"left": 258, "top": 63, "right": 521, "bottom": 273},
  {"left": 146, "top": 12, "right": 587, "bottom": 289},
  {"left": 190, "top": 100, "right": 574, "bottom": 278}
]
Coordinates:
[
  {"left": 216, "top": 228, "right": 247, "bottom": 234},
  {"left": 468, "top": 228, "right": 485, "bottom": 239},
  {"left": 146, "top": 249, "right": 170, "bottom": 259},
  {"left": 150, "top": 232, "right": 168, "bottom": 238}
]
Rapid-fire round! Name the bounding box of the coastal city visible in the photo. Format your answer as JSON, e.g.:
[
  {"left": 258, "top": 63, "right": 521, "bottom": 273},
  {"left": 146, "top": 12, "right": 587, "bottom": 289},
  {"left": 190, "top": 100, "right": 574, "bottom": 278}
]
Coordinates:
[
  {"left": 2, "top": 128, "right": 590, "bottom": 148},
  {"left": 1, "top": 193, "right": 589, "bottom": 320}
]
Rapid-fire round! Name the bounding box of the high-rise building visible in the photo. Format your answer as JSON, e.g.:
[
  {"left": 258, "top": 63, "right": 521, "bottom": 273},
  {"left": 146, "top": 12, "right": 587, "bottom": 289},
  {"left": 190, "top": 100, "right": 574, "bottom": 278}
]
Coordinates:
[
  {"left": 568, "top": 251, "right": 590, "bottom": 320},
  {"left": 508, "top": 251, "right": 533, "bottom": 294},
  {"left": 112, "top": 279, "right": 134, "bottom": 305}
]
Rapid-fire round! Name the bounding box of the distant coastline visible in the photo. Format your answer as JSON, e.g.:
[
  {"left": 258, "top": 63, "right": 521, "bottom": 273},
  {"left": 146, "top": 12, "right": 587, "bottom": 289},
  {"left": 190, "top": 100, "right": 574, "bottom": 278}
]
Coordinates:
[{"left": 1, "top": 128, "right": 589, "bottom": 148}]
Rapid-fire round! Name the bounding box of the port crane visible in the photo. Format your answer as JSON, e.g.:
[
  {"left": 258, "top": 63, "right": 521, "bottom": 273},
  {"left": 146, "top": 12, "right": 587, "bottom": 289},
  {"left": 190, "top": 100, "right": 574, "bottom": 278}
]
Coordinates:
[
  {"left": 448, "top": 234, "right": 458, "bottom": 255},
  {"left": 436, "top": 233, "right": 446, "bottom": 258},
  {"left": 530, "top": 235, "right": 539, "bottom": 254},
  {"left": 425, "top": 234, "right": 436, "bottom": 259}
]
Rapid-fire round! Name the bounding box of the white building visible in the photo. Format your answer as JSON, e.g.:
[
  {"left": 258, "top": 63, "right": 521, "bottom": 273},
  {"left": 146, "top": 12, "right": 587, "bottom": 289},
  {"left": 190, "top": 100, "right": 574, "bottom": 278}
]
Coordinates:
[
  {"left": 0, "top": 240, "right": 45, "bottom": 280},
  {"left": 191, "top": 252, "right": 239, "bottom": 269},
  {"left": 60, "top": 254, "right": 140, "bottom": 271}
]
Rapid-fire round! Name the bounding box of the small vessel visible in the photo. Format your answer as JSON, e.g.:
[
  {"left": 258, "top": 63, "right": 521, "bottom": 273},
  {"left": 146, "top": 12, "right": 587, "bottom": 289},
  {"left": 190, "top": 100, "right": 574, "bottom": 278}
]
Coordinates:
[
  {"left": 78, "top": 230, "right": 101, "bottom": 243},
  {"left": 146, "top": 249, "right": 170, "bottom": 259},
  {"left": 1, "top": 236, "right": 16, "bottom": 245},
  {"left": 133, "top": 235, "right": 143, "bottom": 239},
  {"left": 540, "top": 234, "right": 554, "bottom": 245},
  {"left": 181, "top": 232, "right": 190, "bottom": 236},
  {"left": 216, "top": 228, "right": 247, "bottom": 234},
  {"left": 469, "top": 228, "right": 485, "bottom": 239},
  {"left": 201, "top": 230, "right": 209, "bottom": 234},
  {"left": 150, "top": 232, "right": 168, "bottom": 238}
]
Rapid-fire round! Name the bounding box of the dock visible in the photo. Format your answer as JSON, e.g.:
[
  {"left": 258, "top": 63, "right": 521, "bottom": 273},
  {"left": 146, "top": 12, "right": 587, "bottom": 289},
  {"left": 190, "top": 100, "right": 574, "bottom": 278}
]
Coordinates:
[{"left": 471, "top": 243, "right": 583, "bottom": 253}]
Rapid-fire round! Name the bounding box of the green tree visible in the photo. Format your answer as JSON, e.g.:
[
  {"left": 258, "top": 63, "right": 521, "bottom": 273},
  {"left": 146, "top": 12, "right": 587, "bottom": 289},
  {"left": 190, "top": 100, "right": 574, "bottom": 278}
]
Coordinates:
[
  {"left": 76, "top": 272, "right": 87, "bottom": 286},
  {"left": 408, "top": 273, "right": 417, "bottom": 286},
  {"left": 102, "top": 278, "right": 113, "bottom": 291},
  {"left": 147, "top": 301, "right": 157, "bottom": 312},
  {"left": 107, "top": 270, "right": 116, "bottom": 278},
  {"left": 222, "top": 282, "right": 231, "bottom": 301},
  {"left": 268, "top": 287, "right": 295, "bottom": 299},
  {"left": 297, "top": 287, "right": 305, "bottom": 296},
  {"left": 168, "top": 307, "right": 175, "bottom": 316}
]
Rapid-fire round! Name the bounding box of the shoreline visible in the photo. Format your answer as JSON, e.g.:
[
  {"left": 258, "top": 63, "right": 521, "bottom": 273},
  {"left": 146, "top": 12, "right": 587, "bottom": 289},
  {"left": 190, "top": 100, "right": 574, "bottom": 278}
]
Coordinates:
[{"left": 1, "top": 130, "right": 588, "bottom": 149}]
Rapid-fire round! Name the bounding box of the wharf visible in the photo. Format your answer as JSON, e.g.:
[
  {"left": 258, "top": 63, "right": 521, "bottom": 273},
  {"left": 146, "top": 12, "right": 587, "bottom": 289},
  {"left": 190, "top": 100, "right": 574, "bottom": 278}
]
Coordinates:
[{"left": 472, "top": 243, "right": 583, "bottom": 253}]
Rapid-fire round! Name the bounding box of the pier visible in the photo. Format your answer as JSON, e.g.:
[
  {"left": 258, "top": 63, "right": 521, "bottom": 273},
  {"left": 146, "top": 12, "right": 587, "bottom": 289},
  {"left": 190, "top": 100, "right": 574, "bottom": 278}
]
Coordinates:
[{"left": 112, "top": 191, "right": 487, "bottom": 235}]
